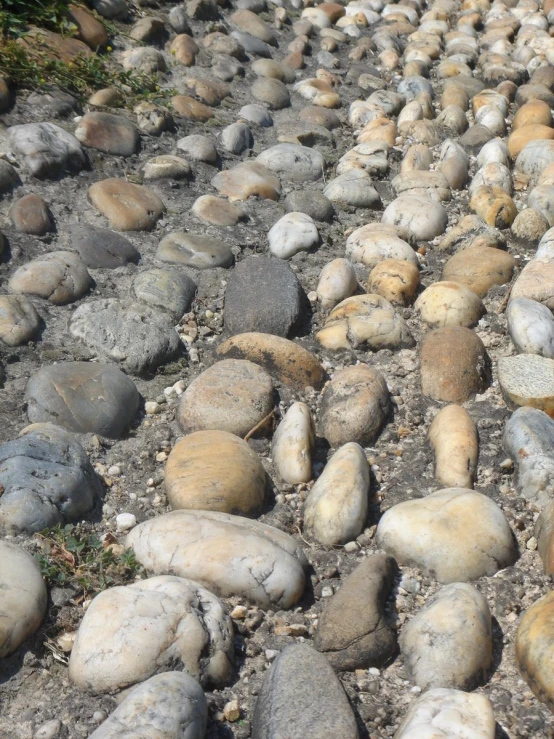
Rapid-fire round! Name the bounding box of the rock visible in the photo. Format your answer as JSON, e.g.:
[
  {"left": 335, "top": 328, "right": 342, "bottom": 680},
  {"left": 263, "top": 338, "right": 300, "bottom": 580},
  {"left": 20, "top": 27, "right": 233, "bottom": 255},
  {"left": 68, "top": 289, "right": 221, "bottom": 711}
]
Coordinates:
[
  {"left": 69, "top": 576, "right": 234, "bottom": 692},
  {"left": 323, "top": 170, "right": 381, "bottom": 210},
  {"left": 9, "top": 251, "right": 90, "bottom": 305},
  {"left": 231, "top": 30, "right": 272, "bottom": 57},
  {"left": 272, "top": 402, "right": 314, "bottom": 484},
  {"left": 89, "top": 179, "right": 165, "bottom": 231},
  {"left": 512, "top": 208, "right": 549, "bottom": 242},
  {"left": 212, "top": 162, "right": 280, "bottom": 201},
  {"left": 415, "top": 281, "right": 484, "bottom": 328},
  {"left": 508, "top": 124, "right": 554, "bottom": 159},
  {"left": 400, "top": 583, "right": 492, "bottom": 690},
  {"left": 252, "top": 644, "right": 359, "bottom": 739},
  {"left": 177, "top": 359, "right": 273, "bottom": 437},
  {"left": 181, "top": 77, "right": 230, "bottom": 106},
  {"left": 224, "top": 256, "right": 304, "bottom": 337},
  {"left": 90, "top": 0, "right": 128, "bottom": 19},
  {"left": 513, "top": 100, "right": 552, "bottom": 130},
  {"left": 26, "top": 362, "right": 139, "bottom": 438},
  {"left": 438, "top": 214, "right": 506, "bottom": 253},
  {"left": 157, "top": 231, "right": 233, "bottom": 270},
  {"left": 166, "top": 430, "right": 266, "bottom": 515},
  {"left": 69, "top": 299, "right": 179, "bottom": 376},
  {"left": 221, "top": 122, "right": 253, "bottom": 154},
  {"left": 284, "top": 191, "right": 334, "bottom": 223},
  {"left": 507, "top": 297, "right": 554, "bottom": 358},
  {"left": 395, "top": 689, "right": 495, "bottom": 739},
  {"left": 143, "top": 155, "right": 191, "bottom": 181},
  {"left": 376, "top": 488, "right": 517, "bottom": 583},
  {"left": 303, "top": 442, "right": 370, "bottom": 546},
  {"left": 442, "top": 246, "right": 516, "bottom": 298},
  {"left": 516, "top": 140, "right": 554, "bottom": 181},
  {"left": 132, "top": 269, "right": 196, "bottom": 321},
  {"left": 75, "top": 112, "right": 139, "bottom": 156},
  {"left": 498, "top": 355, "right": 554, "bottom": 417},
  {"left": 268, "top": 212, "right": 319, "bottom": 259},
  {"left": 257, "top": 144, "right": 325, "bottom": 182},
  {"left": 536, "top": 500, "right": 554, "bottom": 574},
  {"left": 10, "top": 194, "right": 53, "bottom": 235},
  {"left": 170, "top": 34, "right": 199, "bottom": 65},
  {"left": 382, "top": 195, "right": 448, "bottom": 241},
  {"left": 134, "top": 101, "right": 173, "bottom": 135},
  {"left": 320, "top": 365, "right": 390, "bottom": 447},
  {"left": 68, "top": 224, "right": 139, "bottom": 268},
  {"left": 504, "top": 407, "right": 554, "bottom": 507},
  {"left": 7, "top": 122, "right": 86, "bottom": 178},
  {"left": 346, "top": 224, "right": 418, "bottom": 268},
  {"left": 177, "top": 134, "right": 218, "bottom": 164},
  {"left": 216, "top": 333, "right": 325, "bottom": 391},
  {"left": 0, "top": 295, "right": 41, "bottom": 346},
  {"left": 240, "top": 103, "right": 273, "bottom": 127},
  {"left": 428, "top": 405, "right": 478, "bottom": 489},
  {"left": 511, "top": 259, "right": 554, "bottom": 308},
  {"left": 459, "top": 123, "right": 495, "bottom": 154},
  {"left": 316, "top": 258, "right": 357, "bottom": 310},
  {"left": 126, "top": 510, "right": 307, "bottom": 609},
  {"left": 252, "top": 79, "right": 291, "bottom": 110},
  {"left": 0, "top": 78, "right": 10, "bottom": 112},
  {"left": 0, "top": 423, "right": 101, "bottom": 534},
  {"left": 0, "top": 160, "right": 18, "bottom": 193},
  {"left": 231, "top": 9, "right": 276, "bottom": 44},
  {"left": 122, "top": 47, "right": 166, "bottom": 74},
  {"left": 516, "top": 592, "right": 554, "bottom": 709},
  {"left": 130, "top": 16, "right": 167, "bottom": 44},
  {"left": 367, "top": 259, "right": 419, "bottom": 306},
  {"left": 0, "top": 541, "right": 47, "bottom": 658},
  {"left": 469, "top": 186, "right": 517, "bottom": 228},
  {"left": 88, "top": 673, "right": 207, "bottom": 739},
  {"left": 187, "top": 0, "right": 218, "bottom": 20},
  {"left": 392, "top": 170, "right": 451, "bottom": 202},
  {"left": 172, "top": 95, "right": 214, "bottom": 122},
  {"left": 192, "top": 195, "right": 244, "bottom": 226}
]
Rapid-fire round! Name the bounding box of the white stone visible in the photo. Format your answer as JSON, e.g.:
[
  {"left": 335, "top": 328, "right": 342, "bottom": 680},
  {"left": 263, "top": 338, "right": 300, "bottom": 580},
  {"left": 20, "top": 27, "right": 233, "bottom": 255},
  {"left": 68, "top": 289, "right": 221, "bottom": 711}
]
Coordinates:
[
  {"left": 7, "top": 122, "right": 86, "bottom": 179},
  {"left": 272, "top": 402, "right": 315, "bottom": 484},
  {"left": 257, "top": 144, "right": 325, "bottom": 182},
  {"left": 507, "top": 297, "right": 554, "bottom": 358},
  {"left": 323, "top": 170, "right": 381, "bottom": 208},
  {"left": 382, "top": 195, "right": 448, "bottom": 241},
  {"left": 116, "top": 512, "right": 137, "bottom": 532},
  {"left": 268, "top": 212, "right": 319, "bottom": 259},
  {"left": 316, "top": 258, "right": 358, "bottom": 310},
  {"left": 345, "top": 223, "right": 418, "bottom": 268}
]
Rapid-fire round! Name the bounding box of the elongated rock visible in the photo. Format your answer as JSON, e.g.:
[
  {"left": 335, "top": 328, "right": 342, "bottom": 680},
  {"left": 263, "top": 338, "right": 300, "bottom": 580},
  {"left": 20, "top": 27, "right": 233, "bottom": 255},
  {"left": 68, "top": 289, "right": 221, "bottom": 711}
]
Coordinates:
[
  {"left": 507, "top": 298, "right": 554, "bottom": 358},
  {"left": 516, "top": 592, "right": 554, "bottom": 709},
  {"left": 428, "top": 405, "right": 478, "bottom": 489},
  {"left": 316, "top": 258, "right": 358, "bottom": 310},
  {"left": 272, "top": 402, "right": 314, "bottom": 484},
  {"left": 395, "top": 689, "right": 495, "bottom": 739}
]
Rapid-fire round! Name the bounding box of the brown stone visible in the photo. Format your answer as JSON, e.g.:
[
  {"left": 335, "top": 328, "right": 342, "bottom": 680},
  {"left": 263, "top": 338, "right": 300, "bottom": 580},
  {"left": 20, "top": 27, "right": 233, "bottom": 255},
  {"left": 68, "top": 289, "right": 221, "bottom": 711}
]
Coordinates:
[
  {"left": 192, "top": 195, "right": 244, "bottom": 226},
  {"left": 171, "top": 95, "right": 214, "bottom": 121},
  {"left": 75, "top": 112, "right": 139, "bottom": 157},
  {"left": 442, "top": 246, "right": 516, "bottom": 297},
  {"left": 469, "top": 186, "right": 517, "bottom": 228},
  {"left": 367, "top": 259, "right": 420, "bottom": 306},
  {"left": 212, "top": 162, "right": 280, "bottom": 201},
  {"left": 318, "top": 2, "right": 346, "bottom": 21},
  {"left": 513, "top": 100, "right": 553, "bottom": 131},
  {"left": 88, "top": 178, "right": 165, "bottom": 231},
  {"left": 230, "top": 9, "right": 276, "bottom": 45},
  {"left": 507, "top": 124, "right": 554, "bottom": 159},
  {"left": 181, "top": 78, "right": 230, "bottom": 106},
  {"left": 18, "top": 27, "right": 92, "bottom": 63},
  {"left": 536, "top": 501, "right": 554, "bottom": 575},
  {"left": 170, "top": 34, "right": 199, "bottom": 65},
  {"left": 68, "top": 5, "right": 108, "bottom": 49},
  {"left": 10, "top": 194, "right": 53, "bottom": 235},
  {"left": 516, "top": 592, "right": 554, "bottom": 709}
]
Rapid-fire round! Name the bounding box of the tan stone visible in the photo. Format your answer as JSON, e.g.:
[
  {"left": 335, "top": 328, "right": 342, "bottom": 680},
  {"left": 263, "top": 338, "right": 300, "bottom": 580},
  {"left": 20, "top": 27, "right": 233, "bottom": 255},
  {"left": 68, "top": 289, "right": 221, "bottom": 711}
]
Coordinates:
[
  {"left": 428, "top": 405, "right": 478, "bottom": 488},
  {"left": 192, "top": 195, "right": 244, "bottom": 226},
  {"left": 181, "top": 78, "right": 230, "bottom": 106},
  {"left": 357, "top": 117, "right": 397, "bottom": 147},
  {"left": 442, "top": 246, "right": 516, "bottom": 297},
  {"left": 508, "top": 124, "right": 554, "bottom": 158},
  {"left": 536, "top": 501, "right": 554, "bottom": 575},
  {"left": 170, "top": 34, "right": 199, "bottom": 65},
  {"left": 513, "top": 100, "right": 553, "bottom": 131},
  {"left": 318, "top": 2, "right": 345, "bottom": 21},
  {"left": 400, "top": 144, "right": 432, "bottom": 173},
  {"left": 231, "top": 9, "right": 276, "bottom": 45},
  {"left": 516, "top": 592, "right": 554, "bottom": 709},
  {"left": 441, "top": 82, "right": 470, "bottom": 111},
  {"left": 172, "top": 95, "right": 214, "bottom": 121},
  {"left": 469, "top": 186, "right": 517, "bottom": 228},
  {"left": 9, "top": 251, "right": 90, "bottom": 305},
  {"left": 367, "top": 259, "right": 419, "bottom": 306},
  {"left": 18, "top": 27, "right": 92, "bottom": 63},
  {"left": 415, "top": 281, "right": 484, "bottom": 328},
  {"left": 68, "top": 5, "right": 108, "bottom": 49},
  {"left": 272, "top": 402, "right": 314, "bottom": 484},
  {"left": 212, "top": 162, "right": 280, "bottom": 201},
  {"left": 511, "top": 259, "right": 554, "bottom": 309},
  {"left": 498, "top": 355, "right": 554, "bottom": 417},
  {"left": 88, "top": 179, "right": 165, "bottom": 231},
  {"left": 89, "top": 87, "right": 122, "bottom": 107}
]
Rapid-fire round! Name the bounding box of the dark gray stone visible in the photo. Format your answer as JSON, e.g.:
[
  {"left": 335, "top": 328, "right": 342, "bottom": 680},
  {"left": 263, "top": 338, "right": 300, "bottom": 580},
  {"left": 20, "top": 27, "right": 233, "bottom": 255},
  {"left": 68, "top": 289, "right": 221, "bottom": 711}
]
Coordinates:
[
  {"left": 284, "top": 191, "right": 334, "bottom": 222},
  {"left": 157, "top": 231, "right": 234, "bottom": 270},
  {"left": 0, "top": 424, "right": 102, "bottom": 534},
  {"left": 26, "top": 361, "right": 140, "bottom": 438},
  {"left": 231, "top": 31, "right": 273, "bottom": 57},
  {"left": 168, "top": 5, "right": 192, "bottom": 33},
  {"left": 252, "top": 644, "right": 359, "bottom": 739},
  {"left": 132, "top": 268, "right": 196, "bottom": 321},
  {"left": 459, "top": 124, "right": 494, "bottom": 155},
  {"left": 69, "top": 224, "right": 140, "bottom": 269},
  {"left": 186, "top": 0, "right": 219, "bottom": 19},
  {"left": 239, "top": 104, "right": 273, "bottom": 127},
  {"left": 26, "top": 90, "right": 81, "bottom": 118},
  {"left": 224, "top": 256, "right": 305, "bottom": 337}
]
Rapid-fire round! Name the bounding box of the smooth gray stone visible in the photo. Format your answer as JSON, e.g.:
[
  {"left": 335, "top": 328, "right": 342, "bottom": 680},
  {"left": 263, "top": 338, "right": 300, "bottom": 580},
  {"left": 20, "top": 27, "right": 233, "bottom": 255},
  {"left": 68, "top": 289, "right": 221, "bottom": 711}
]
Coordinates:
[
  {"left": 537, "top": 226, "right": 554, "bottom": 259},
  {"left": 236, "top": 0, "right": 266, "bottom": 11},
  {"left": 168, "top": 4, "right": 192, "bottom": 33},
  {"left": 257, "top": 144, "right": 325, "bottom": 182},
  {"left": 516, "top": 140, "right": 554, "bottom": 179},
  {"left": 221, "top": 122, "right": 253, "bottom": 154},
  {"left": 252, "top": 644, "right": 359, "bottom": 739},
  {"left": 398, "top": 75, "right": 434, "bottom": 100},
  {"left": 91, "top": 0, "right": 128, "bottom": 18},
  {"left": 239, "top": 103, "right": 273, "bottom": 127},
  {"left": 26, "top": 362, "right": 140, "bottom": 438},
  {"left": 26, "top": 90, "right": 80, "bottom": 118},
  {"left": 507, "top": 297, "right": 554, "bottom": 358},
  {"left": 132, "top": 268, "right": 196, "bottom": 321},
  {"left": 367, "top": 89, "right": 405, "bottom": 116},
  {"left": 284, "top": 191, "right": 334, "bottom": 222},
  {"left": 231, "top": 31, "right": 273, "bottom": 57},
  {"left": 8, "top": 122, "right": 86, "bottom": 179},
  {"left": 0, "top": 424, "right": 101, "bottom": 534},
  {"left": 157, "top": 231, "right": 234, "bottom": 269},
  {"left": 504, "top": 406, "right": 554, "bottom": 507},
  {"left": 69, "top": 224, "right": 139, "bottom": 269},
  {"left": 459, "top": 124, "right": 494, "bottom": 155},
  {"left": 252, "top": 78, "right": 290, "bottom": 110},
  {"left": 324, "top": 170, "right": 381, "bottom": 209}
]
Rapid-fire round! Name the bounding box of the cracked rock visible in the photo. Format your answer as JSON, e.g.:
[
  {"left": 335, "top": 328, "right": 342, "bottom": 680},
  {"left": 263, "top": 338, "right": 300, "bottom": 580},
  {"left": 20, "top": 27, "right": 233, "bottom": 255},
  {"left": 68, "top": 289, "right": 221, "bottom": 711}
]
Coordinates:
[
  {"left": 7, "top": 122, "right": 86, "bottom": 179},
  {"left": 8, "top": 251, "right": 91, "bottom": 305}
]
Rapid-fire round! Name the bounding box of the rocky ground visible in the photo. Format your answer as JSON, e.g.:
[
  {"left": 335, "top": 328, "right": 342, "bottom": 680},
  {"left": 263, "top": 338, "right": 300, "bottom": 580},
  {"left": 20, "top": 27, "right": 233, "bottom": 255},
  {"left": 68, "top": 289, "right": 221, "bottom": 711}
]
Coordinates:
[{"left": 2, "top": 0, "right": 554, "bottom": 736}]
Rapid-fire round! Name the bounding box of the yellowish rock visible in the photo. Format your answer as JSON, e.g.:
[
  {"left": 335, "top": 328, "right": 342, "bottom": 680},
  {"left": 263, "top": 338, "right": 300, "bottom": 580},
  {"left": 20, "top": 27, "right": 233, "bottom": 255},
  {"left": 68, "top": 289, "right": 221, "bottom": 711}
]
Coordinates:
[
  {"left": 428, "top": 405, "right": 478, "bottom": 488},
  {"left": 415, "top": 281, "right": 484, "bottom": 328},
  {"left": 88, "top": 179, "right": 165, "bottom": 231},
  {"left": 516, "top": 592, "right": 554, "bottom": 709},
  {"left": 367, "top": 259, "right": 420, "bottom": 306},
  {"left": 469, "top": 186, "right": 517, "bottom": 229},
  {"left": 272, "top": 402, "right": 315, "bottom": 484},
  {"left": 508, "top": 124, "right": 554, "bottom": 158}
]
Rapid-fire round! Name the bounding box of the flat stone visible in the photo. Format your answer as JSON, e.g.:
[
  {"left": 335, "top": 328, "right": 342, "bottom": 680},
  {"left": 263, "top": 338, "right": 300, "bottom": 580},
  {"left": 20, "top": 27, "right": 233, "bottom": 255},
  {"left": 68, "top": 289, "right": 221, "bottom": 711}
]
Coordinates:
[
  {"left": 252, "top": 78, "right": 291, "bottom": 110},
  {"left": 0, "top": 423, "right": 101, "bottom": 534},
  {"left": 68, "top": 224, "right": 139, "bottom": 268},
  {"left": 74, "top": 112, "right": 139, "bottom": 156},
  {"left": 166, "top": 430, "right": 266, "bottom": 515},
  {"left": 395, "top": 689, "right": 495, "bottom": 739},
  {"left": 376, "top": 488, "right": 517, "bottom": 582},
  {"left": 132, "top": 268, "right": 196, "bottom": 321},
  {"left": 346, "top": 223, "right": 418, "bottom": 268},
  {"left": 0, "top": 541, "right": 47, "bottom": 658},
  {"left": 25, "top": 361, "right": 139, "bottom": 438},
  {"left": 10, "top": 194, "right": 53, "bottom": 235},
  {"left": 88, "top": 672, "right": 207, "bottom": 739},
  {"left": 180, "top": 77, "right": 230, "bottom": 106},
  {"left": 300, "top": 105, "right": 340, "bottom": 129},
  {"left": 442, "top": 246, "right": 516, "bottom": 298},
  {"left": 429, "top": 405, "right": 478, "bottom": 489},
  {"left": 324, "top": 170, "right": 381, "bottom": 209},
  {"left": 172, "top": 95, "right": 214, "bottom": 121},
  {"left": 7, "top": 122, "right": 86, "bottom": 179},
  {"left": 283, "top": 191, "right": 334, "bottom": 222},
  {"left": 382, "top": 195, "right": 448, "bottom": 241},
  {"left": 126, "top": 510, "right": 308, "bottom": 609},
  {"left": 392, "top": 170, "right": 451, "bottom": 202},
  {"left": 415, "top": 281, "right": 484, "bottom": 328},
  {"left": 320, "top": 364, "right": 390, "bottom": 447},
  {"left": 89, "top": 178, "right": 165, "bottom": 231},
  {"left": 231, "top": 30, "right": 273, "bottom": 57},
  {"left": 257, "top": 144, "right": 325, "bottom": 182},
  {"left": 69, "top": 299, "right": 180, "bottom": 376},
  {"left": 516, "top": 592, "right": 554, "bottom": 709},
  {"left": 268, "top": 212, "right": 319, "bottom": 259},
  {"left": 157, "top": 231, "right": 233, "bottom": 270},
  {"left": 212, "top": 162, "right": 280, "bottom": 201},
  {"left": 9, "top": 251, "right": 90, "bottom": 305},
  {"left": 507, "top": 297, "right": 554, "bottom": 358},
  {"left": 177, "top": 359, "right": 273, "bottom": 437},
  {"left": 498, "top": 354, "right": 554, "bottom": 417},
  {"left": 367, "top": 259, "right": 419, "bottom": 306},
  {"left": 231, "top": 9, "right": 276, "bottom": 45},
  {"left": 216, "top": 332, "right": 326, "bottom": 390},
  {"left": 252, "top": 644, "right": 359, "bottom": 739},
  {"left": 511, "top": 259, "right": 554, "bottom": 309},
  {"left": 224, "top": 256, "right": 304, "bottom": 337},
  {"left": 0, "top": 295, "right": 41, "bottom": 346},
  {"left": 192, "top": 195, "right": 244, "bottom": 226},
  {"left": 176, "top": 134, "right": 217, "bottom": 164}
]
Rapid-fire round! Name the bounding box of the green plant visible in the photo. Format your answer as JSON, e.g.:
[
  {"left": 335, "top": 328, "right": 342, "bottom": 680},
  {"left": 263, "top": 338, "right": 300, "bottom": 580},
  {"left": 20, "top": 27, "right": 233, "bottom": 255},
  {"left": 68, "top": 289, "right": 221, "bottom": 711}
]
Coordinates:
[{"left": 0, "top": 0, "right": 76, "bottom": 38}]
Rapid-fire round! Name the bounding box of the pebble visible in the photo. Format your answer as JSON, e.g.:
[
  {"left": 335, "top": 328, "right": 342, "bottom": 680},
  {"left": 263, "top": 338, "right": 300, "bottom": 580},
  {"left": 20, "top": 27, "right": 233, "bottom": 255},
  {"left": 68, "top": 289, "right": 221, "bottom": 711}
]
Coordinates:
[
  {"left": 8, "top": 122, "right": 86, "bottom": 178},
  {"left": 256, "top": 144, "right": 325, "bottom": 182},
  {"left": 89, "top": 178, "right": 165, "bottom": 231},
  {"left": 507, "top": 297, "right": 554, "bottom": 358},
  {"left": 68, "top": 224, "right": 139, "bottom": 268},
  {"left": 345, "top": 223, "right": 418, "bottom": 268},
  {"left": 74, "top": 112, "right": 139, "bottom": 156},
  {"left": 272, "top": 402, "right": 314, "bottom": 484},
  {"left": 157, "top": 231, "right": 233, "bottom": 269},
  {"left": 428, "top": 405, "right": 478, "bottom": 489},
  {"left": 442, "top": 245, "right": 516, "bottom": 297},
  {"left": 132, "top": 268, "right": 196, "bottom": 321},
  {"left": 9, "top": 251, "right": 90, "bottom": 305},
  {"left": 0, "top": 295, "right": 41, "bottom": 346},
  {"left": 212, "top": 162, "right": 281, "bottom": 201},
  {"left": 142, "top": 154, "right": 191, "bottom": 181},
  {"left": 115, "top": 512, "right": 136, "bottom": 532},
  {"left": 395, "top": 689, "right": 495, "bottom": 738},
  {"left": 415, "top": 281, "right": 484, "bottom": 328},
  {"left": 283, "top": 191, "right": 334, "bottom": 223},
  {"left": 511, "top": 258, "right": 554, "bottom": 309},
  {"left": 536, "top": 500, "right": 554, "bottom": 574},
  {"left": 176, "top": 134, "right": 218, "bottom": 163},
  {"left": 268, "top": 212, "right": 319, "bottom": 259},
  {"left": 10, "top": 194, "right": 53, "bottom": 235},
  {"left": 382, "top": 195, "right": 448, "bottom": 241},
  {"left": 323, "top": 170, "right": 381, "bottom": 209},
  {"left": 516, "top": 592, "right": 554, "bottom": 709},
  {"left": 367, "top": 259, "right": 420, "bottom": 306},
  {"left": 316, "top": 258, "right": 357, "bottom": 310},
  {"left": 240, "top": 103, "right": 273, "bottom": 127},
  {"left": 192, "top": 195, "right": 244, "bottom": 226},
  {"left": 498, "top": 354, "right": 554, "bottom": 416}
]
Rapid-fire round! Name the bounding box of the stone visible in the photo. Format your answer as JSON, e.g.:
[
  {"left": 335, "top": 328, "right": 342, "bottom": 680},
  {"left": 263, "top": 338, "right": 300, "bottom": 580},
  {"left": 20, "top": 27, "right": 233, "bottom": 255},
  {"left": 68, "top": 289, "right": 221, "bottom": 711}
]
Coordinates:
[
  {"left": 0, "top": 541, "right": 47, "bottom": 658},
  {"left": 187, "top": 0, "right": 218, "bottom": 20},
  {"left": 26, "top": 362, "right": 139, "bottom": 438},
  {"left": 507, "top": 297, "right": 554, "bottom": 358},
  {"left": 268, "top": 212, "right": 319, "bottom": 259},
  {"left": 514, "top": 100, "right": 553, "bottom": 130},
  {"left": 0, "top": 423, "right": 101, "bottom": 534},
  {"left": 166, "top": 430, "right": 266, "bottom": 515},
  {"left": 90, "top": 0, "right": 128, "bottom": 19},
  {"left": 68, "top": 224, "right": 139, "bottom": 269},
  {"left": 283, "top": 191, "right": 334, "bottom": 223},
  {"left": 240, "top": 104, "right": 273, "bottom": 127},
  {"left": 459, "top": 123, "right": 495, "bottom": 154},
  {"left": 177, "top": 359, "right": 273, "bottom": 437},
  {"left": 89, "top": 87, "right": 122, "bottom": 106},
  {"left": 346, "top": 224, "right": 418, "bottom": 268},
  {"left": 252, "top": 644, "right": 358, "bottom": 739},
  {"left": 516, "top": 140, "right": 554, "bottom": 181},
  {"left": 529, "top": 186, "right": 554, "bottom": 228},
  {"left": 415, "top": 281, "right": 484, "bottom": 328},
  {"left": 428, "top": 405, "right": 478, "bottom": 489},
  {"left": 300, "top": 106, "right": 340, "bottom": 130},
  {"left": 303, "top": 442, "right": 370, "bottom": 547},
  {"left": 469, "top": 186, "right": 517, "bottom": 228},
  {"left": 216, "top": 333, "right": 325, "bottom": 390},
  {"left": 224, "top": 256, "right": 304, "bottom": 337},
  {"left": 134, "top": 102, "right": 173, "bottom": 136},
  {"left": 231, "top": 9, "right": 276, "bottom": 44},
  {"left": 316, "top": 258, "right": 357, "bottom": 310},
  {"left": 0, "top": 295, "right": 41, "bottom": 347},
  {"left": 69, "top": 299, "right": 180, "bottom": 376},
  {"left": 438, "top": 214, "right": 506, "bottom": 253},
  {"left": 508, "top": 124, "right": 554, "bottom": 159},
  {"left": 395, "top": 689, "right": 495, "bottom": 739},
  {"left": 133, "top": 269, "right": 196, "bottom": 321},
  {"left": 130, "top": 16, "right": 167, "bottom": 44},
  {"left": 442, "top": 246, "right": 516, "bottom": 298},
  {"left": 400, "top": 583, "right": 492, "bottom": 691},
  {"left": 516, "top": 592, "right": 554, "bottom": 709},
  {"left": 511, "top": 259, "right": 554, "bottom": 309},
  {"left": 192, "top": 195, "right": 244, "bottom": 226},
  {"left": 272, "top": 402, "right": 314, "bottom": 484},
  {"left": 377, "top": 488, "right": 517, "bottom": 582},
  {"left": 0, "top": 160, "right": 18, "bottom": 193},
  {"left": 382, "top": 195, "right": 447, "bottom": 241},
  {"left": 257, "top": 144, "right": 325, "bottom": 182},
  {"left": 323, "top": 170, "right": 381, "bottom": 209},
  {"left": 9, "top": 251, "right": 90, "bottom": 305},
  {"left": 172, "top": 95, "right": 214, "bottom": 122},
  {"left": 421, "top": 327, "right": 490, "bottom": 403},
  {"left": 512, "top": 208, "right": 549, "bottom": 242},
  {"left": 504, "top": 407, "right": 554, "bottom": 506},
  {"left": 88, "top": 672, "right": 207, "bottom": 739},
  {"left": 157, "top": 231, "right": 233, "bottom": 270},
  {"left": 252, "top": 79, "right": 291, "bottom": 110},
  {"left": 69, "top": 576, "right": 234, "bottom": 692},
  {"left": 212, "top": 162, "right": 280, "bottom": 201},
  {"left": 231, "top": 31, "right": 272, "bottom": 58},
  {"left": 89, "top": 179, "right": 165, "bottom": 231},
  {"left": 180, "top": 77, "right": 230, "bottom": 106},
  {"left": 221, "top": 122, "right": 253, "bottom": 154},
  {"left": 176, "top": 134, "right": 217, "bottom": 164},
  {"left": 367, "top": 259, "right": 419, "bottom": 306},
  {"left": 170, "top": 34, "right": 199, "bottom": 65},
  {"left": 7, "top": 122, "right": 85, "bottom": 178},
  {"left": 392, "top": 170, "right": 451, "bottom": 202},
  {"left": 536, "top": 500, "right": 554, "bottom": 574},
  {"left": 10, "top": 194, "right": 53, "bottom": 235},
  {"left": 498, "top": 355, "right": 554, "bottom": 417},
  {"left": 74, "top": 112, "right": 139, "bottom": 157},
  {"left": 0, "top": 78, "right": 10, "bottom": 112},
  {"left": 122, "top": 47, "right": 166, "bottom": 75},
  {"left": 320, "top": 364, "right": 390, "bottom": 447},
  {"left": 126, "top": 510, "right": 307, "bottom": 609}
]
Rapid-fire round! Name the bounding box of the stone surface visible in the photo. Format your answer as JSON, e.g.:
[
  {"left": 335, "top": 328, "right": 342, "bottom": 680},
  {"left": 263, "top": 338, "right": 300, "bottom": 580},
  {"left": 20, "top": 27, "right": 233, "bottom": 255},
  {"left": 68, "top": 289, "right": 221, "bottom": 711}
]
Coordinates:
[
  {"left": 516, "top": 592, "right": 554, "bottom": 709},
  {"left": 68, "top": 224, "right": 139, "bottom": 269},
  {"left": 283, "top": 191, "right": 334, "bottom": 223},
  {"left": 367, "top": 259, "right": 419, "bottom": 306},
  {"left": 192, "top": 195, "right": 244, "bottom": 226},
  {"left": 9, "top": 251, "right": 90, "bottom": 305},
  {"left": 176, "top": 134, "right": 217, "bottom": 163},
  {"left": 257, "top": 144, "right": 325, "bottom": 182},
  {"left": 157, "top": 231, "right": 233, "bottom": 270},
  {"left": 536, "top": 500, "right": 554, "bottom": 574},
  {"left": 8, "top": 122, "right": 86, "bottom": 178},
  {"left": 316, "top": 258, "right": 357, "bottom": 310},
  {"left": 132, "top": 269, "right": 196, "bottom": 321},
  {"left": 75, "top": 112, "right": 139, "bottom": 156},
  {"left": 395, "top": 689, "right": 495, "bottom": 739},
  {"left": 346, "top": 224, "right": 418, "bottom": 268},
  {"left": 142, "top": 155, "right": 191, "bottom": 181},
  {"left": 507, "top": 297, "right": 554, "bottom": 358},
  {"left": 382, "top": 195, "right": 448, "bottom": 241},
  {"left": 272, "top": 402, "right": 314, "bottom": 484},
  {"left": 126, "top": 510, "right": 307, "bottom": 609},
  {"left": 0, "top": 295, "right": 41, "bottom": 347},
  {"left": 268, "top": 212, "right": 319, "bottom": 259},
  {"left": 511, "top": 259, "right": 554, "bottom": 309},
  {"left": 415, "top": 281, "right": 484, "bottom": 328},
  {"left": 498, "top": 355, "right": 554, "bottom": 417},
  {"left": 428, "top": 405, "right": 478, "bottom": 489},
  {"left": 442, "top": 246, "right": 516, "bottom": 297},
  {"left": 324, "top": 170, "right": 381, "bottom": 209},
  {"left": 212, "top": 162, "right": 281, "bottom": 201},
  {"left": 10, "top": 194, "right": 53, "bottom": 235},
  {"left": 89, "top": 179, "right": 165, "bottom": 231}
]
